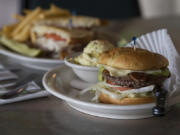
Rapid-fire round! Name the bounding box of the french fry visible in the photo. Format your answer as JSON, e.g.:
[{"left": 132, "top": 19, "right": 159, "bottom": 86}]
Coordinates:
[
  {"left": 13, "top": 24, "right": 31, "bottom": 42},
  {"left": 39, "top": 11, "right": 71, "bottom": 19},
  {"left": 2, "top": 23, "right": 17, "bottom": 33},
  {"left": 38, "top": 12, "right": 67, "bottom": 19},
  {"left": 50, "top": 4, "right": 71, "bottom": 15},
  {"left": 12, "top": 14, "right": 24, "bottom": 21},
  {"left": 2, "top": 4, "right": 72, "bottom": 43},
  {"left": 11, "top": 7, "right": 42, "bottom": 37},
  {"left": 30, "top": 30, "right": 37, "bottom": 44},
  {"left": 2, "top": 23, "right": 18, "bottom": 37},
  {"left": 41, "top": 4, "right": 71, "bottom": 18},
  {"left": 0, "top": 31, "right": 3, "bottom": 36},
  {"left": 24, "top": 9, "right": 32, "bottom": 15}
]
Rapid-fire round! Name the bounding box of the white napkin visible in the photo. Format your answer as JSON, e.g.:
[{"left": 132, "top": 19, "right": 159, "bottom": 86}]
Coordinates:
[
  {"left": 0, "top": 71, "right": 18, "bottom": 81},
  {"left": 0, "top": 65, "right": 18, "bottom": 88},
  {"left": 0, "top": 81, "right": 50, "bottom": 105},
  {"left": 0, "top": 64, "right": 50, "bottom": 105},
  {"left": 127, "top": 29, "right": 180, "bottom": 105},
  {"left": 0, "top": 91, "right": 50, "bottom": 105}
]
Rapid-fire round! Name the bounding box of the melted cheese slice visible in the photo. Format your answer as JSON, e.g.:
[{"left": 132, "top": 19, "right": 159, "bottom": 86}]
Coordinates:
[{"left": 103, "top": 65, "right": 162, "bottom": 77}]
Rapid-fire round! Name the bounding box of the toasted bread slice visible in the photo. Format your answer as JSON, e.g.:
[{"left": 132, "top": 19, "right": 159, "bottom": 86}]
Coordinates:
[{"left": 33, "top": 15, "right": 107, "bottom": 29}]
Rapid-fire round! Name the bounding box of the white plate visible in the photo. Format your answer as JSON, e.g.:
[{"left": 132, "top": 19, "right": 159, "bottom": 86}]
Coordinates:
[
  {"left": 43, "top": 65, "right": 177, "bottom": 119},
  {"left": 0, "top": 46, "right": 63, "bottom": 71}
]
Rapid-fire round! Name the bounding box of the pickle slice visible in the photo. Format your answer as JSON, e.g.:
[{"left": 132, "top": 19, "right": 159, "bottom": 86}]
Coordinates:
[{"left": 0, "top": 36, "right": 41, "bottom": 57}]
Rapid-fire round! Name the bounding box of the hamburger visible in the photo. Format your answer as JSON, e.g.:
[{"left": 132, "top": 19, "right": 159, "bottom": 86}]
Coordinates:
[
  {"left": 30, "top": 25, "right": 95, "bottom": 58},
  {"left": 80, "top": 47, "right": 170, "bottom": 105}
]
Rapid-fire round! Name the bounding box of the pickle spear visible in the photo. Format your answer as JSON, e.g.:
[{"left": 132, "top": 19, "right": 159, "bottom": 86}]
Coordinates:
[{"left": 0, "top": 36, "right": 41, "bottom": 57}]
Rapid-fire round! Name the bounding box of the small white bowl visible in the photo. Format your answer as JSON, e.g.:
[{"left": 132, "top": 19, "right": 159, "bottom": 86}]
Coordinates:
[{"left": 64, "top": 55, "right": 99, "bottom": 83}]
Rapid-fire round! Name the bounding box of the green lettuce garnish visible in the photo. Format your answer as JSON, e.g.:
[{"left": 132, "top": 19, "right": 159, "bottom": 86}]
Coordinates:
[
  {"left": 98, "top": 66, "right": 105, "bottom": 82},
  {"left": 151, "top": 68, "right": 170, "bottom": 77},
  {"left": 0, "top": 36, "right": 41, "bottom": 57}
]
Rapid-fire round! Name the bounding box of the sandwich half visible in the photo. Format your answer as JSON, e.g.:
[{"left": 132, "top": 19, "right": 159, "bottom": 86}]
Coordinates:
[{"left": 30, "top": 25, "right": 95, "bottom": 58}]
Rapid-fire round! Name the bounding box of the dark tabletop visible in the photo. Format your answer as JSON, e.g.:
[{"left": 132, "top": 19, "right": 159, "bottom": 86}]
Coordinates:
[{"left": 0, "top": 16, "right": 180, "bottom": 135}]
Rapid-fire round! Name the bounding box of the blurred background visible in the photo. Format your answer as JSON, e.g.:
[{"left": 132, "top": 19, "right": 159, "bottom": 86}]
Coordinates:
[{"left": 1, "top": 0, "right": 180, "bottom": 27}]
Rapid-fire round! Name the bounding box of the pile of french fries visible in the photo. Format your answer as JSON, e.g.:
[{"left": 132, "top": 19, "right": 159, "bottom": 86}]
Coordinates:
[{"left": 1, "top": 4, "right": 71, "bottom": 42}]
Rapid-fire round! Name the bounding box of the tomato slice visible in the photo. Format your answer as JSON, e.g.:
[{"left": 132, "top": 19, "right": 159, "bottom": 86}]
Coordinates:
[
  {"left": 45, "top": 33, "right": 66, "bottom": 42},
  {"left": 113, "top": 87, "right": 132, "bottom": 91},
  {"left": 107, "top": 80, "right": 132, "bottom": 91}
]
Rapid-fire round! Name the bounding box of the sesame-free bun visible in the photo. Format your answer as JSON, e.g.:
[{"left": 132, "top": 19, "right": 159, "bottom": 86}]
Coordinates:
[
  {"left": 99, "top": 47, "right": 169, "bottom": 70},
  {"left": 99, "top": 93, "right": 155, "bottom": 105}
]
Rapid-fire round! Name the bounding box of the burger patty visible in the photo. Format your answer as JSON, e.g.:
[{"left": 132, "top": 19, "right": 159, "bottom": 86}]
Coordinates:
[{"left": 102, "top": 69, "right": 169, "bottom": 88}]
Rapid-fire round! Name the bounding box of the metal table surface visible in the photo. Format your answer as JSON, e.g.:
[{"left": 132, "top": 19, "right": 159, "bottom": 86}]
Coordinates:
[{"left": 0, "top": 17, "right": 180, "bottom": 135}]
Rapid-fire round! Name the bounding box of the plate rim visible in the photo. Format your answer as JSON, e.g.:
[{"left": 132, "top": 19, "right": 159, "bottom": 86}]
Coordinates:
[
  {"left": 43, "top": 65, "right": 155, "bottom": 110},
  {"left": 0, "top": 45, "right": 63, "bottom": 63}
]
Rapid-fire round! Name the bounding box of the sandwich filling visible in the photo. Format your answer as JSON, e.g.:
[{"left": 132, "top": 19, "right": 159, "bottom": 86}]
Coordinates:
[
  {"left": 36, "top": 33, "right": 68, "bottom": 53},
  {"left": 79, "top": 66, "right": 170, "bottom": 102},
  {"left": 100, "top": 66, "right": 170, "bottom": 88}
]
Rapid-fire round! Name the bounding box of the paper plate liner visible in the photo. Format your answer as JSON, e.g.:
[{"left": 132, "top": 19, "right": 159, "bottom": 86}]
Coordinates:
[{"left": 127, "top": 29, "right": 180, "bottom": 105}]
